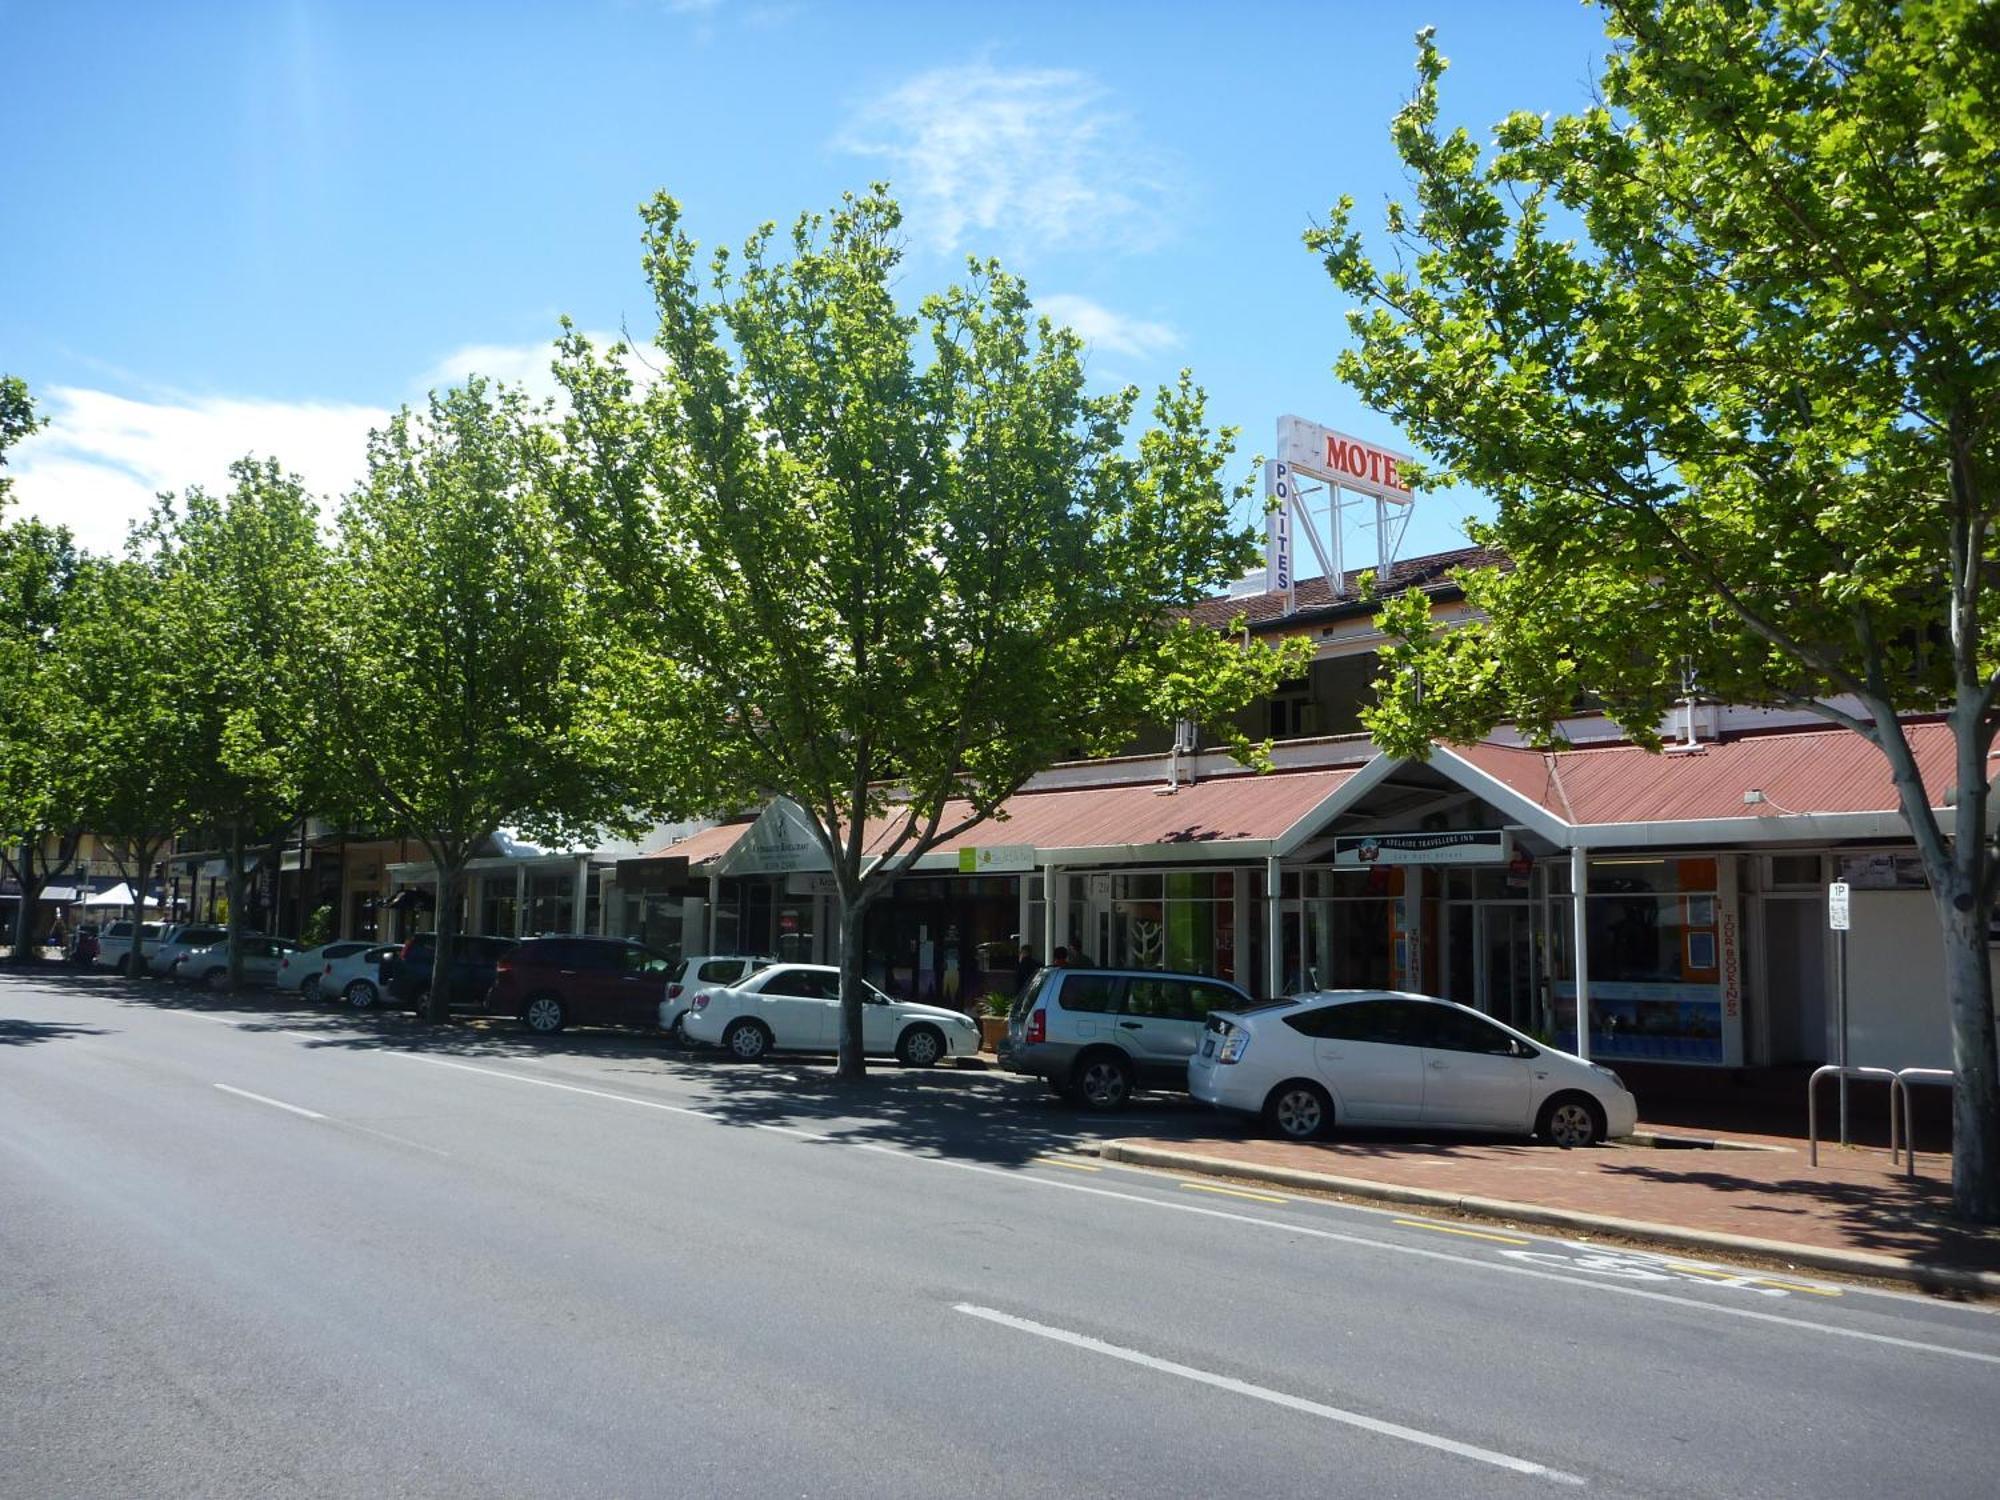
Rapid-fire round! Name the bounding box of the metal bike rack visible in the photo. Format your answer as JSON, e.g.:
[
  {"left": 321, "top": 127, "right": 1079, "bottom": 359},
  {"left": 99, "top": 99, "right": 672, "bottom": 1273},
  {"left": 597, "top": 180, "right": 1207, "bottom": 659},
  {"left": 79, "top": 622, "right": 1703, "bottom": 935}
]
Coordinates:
[
  {"left": 1890, "top": 1068, "right": 1955, "bottom": 1179},
  {"left": 1807, "top": 1064, "right": 1897, "bottom": 1166}
]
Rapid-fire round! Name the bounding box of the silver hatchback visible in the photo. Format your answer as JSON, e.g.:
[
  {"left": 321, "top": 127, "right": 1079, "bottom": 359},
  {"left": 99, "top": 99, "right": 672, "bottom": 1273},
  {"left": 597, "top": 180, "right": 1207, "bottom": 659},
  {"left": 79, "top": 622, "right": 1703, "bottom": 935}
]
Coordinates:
[{"left": 999, "top": 967, "right": 1256, "bottom": 1111}]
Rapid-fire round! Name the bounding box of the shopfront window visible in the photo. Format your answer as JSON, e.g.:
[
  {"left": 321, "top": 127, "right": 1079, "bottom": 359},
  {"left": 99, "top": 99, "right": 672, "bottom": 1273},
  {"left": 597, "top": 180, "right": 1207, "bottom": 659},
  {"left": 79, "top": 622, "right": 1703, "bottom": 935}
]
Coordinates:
[
  {"left": 865, "top": 875, "right": 1021, "bottom": 1007},
  {"left": 1296, "top": 867, "right": 1404, "bottom": 993},
  {"left": 1551, "top": 857, "right": 1731, "bottom": 1063},
  {"left": 524, "top": 870, "right": 574, "bottom": 936},
  {"left": 1106, "top": 870, "right": 1236, "bottom": 980}
]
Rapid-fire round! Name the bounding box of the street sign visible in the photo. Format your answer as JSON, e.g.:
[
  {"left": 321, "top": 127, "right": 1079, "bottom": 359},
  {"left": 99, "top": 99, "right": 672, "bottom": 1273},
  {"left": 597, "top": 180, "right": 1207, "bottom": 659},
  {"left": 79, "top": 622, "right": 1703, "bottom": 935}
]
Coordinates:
[{"left": 1828, "top": 882, "right": 1851, "bottom": 931}]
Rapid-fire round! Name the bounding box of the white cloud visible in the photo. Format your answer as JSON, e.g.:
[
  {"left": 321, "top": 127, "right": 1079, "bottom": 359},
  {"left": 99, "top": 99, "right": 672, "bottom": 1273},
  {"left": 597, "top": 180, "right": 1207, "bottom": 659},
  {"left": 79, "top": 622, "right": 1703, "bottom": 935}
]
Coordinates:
[
  {"left": 1036, "top": 293, "right": 1178, "bottom": 360},
  {"left": 836, "top": 64, "right": 1177, "bottom": 256},
  {"left": 10, "top": 386, "right": 387, "bottom": 555},
  {"left": 420, "top": 329, "right": 657, "bottom": 408},
  {"left": 9, "top": 332, "right": 661, "bottom": 556}
]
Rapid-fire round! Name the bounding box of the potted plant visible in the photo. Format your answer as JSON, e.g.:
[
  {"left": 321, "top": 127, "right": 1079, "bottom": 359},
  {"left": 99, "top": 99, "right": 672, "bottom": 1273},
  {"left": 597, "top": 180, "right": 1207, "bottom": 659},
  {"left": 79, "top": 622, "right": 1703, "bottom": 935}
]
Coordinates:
[{"left": 979, "top": 992, "right": 1012, "bottom": 1052}]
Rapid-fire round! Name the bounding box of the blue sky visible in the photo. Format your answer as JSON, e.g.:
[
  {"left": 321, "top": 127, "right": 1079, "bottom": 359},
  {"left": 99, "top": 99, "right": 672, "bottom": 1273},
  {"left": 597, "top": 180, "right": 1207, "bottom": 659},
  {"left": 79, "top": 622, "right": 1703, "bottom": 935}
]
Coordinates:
[{"left": 3, "top": 1, "right": 1612, "bottom": 563}]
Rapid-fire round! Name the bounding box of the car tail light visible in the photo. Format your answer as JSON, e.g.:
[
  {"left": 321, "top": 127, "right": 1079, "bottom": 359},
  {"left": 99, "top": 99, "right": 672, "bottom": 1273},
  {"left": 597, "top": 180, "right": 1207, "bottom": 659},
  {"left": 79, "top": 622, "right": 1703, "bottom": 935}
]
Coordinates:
[
  {"left": 1218, "top": 1030, "right": 1250, "bottom": 1064},
  {"left": 496, "top": 957, "right": 514, "bottom": 974},
  {"left": 322, "top": 962, "right": 333, "bottom": 975},
  {"left": 1026, "top": 1008, "right": 1046, "bottom": 1045},
  {"left": 667, "top": 982, "right": 683, "bottom": 1000},
  {"left": 399, "top": 939, "right": 418, "bottom": 960},
  {"left": 692, "top": 990, "right": 711, "bottom": 1010}
]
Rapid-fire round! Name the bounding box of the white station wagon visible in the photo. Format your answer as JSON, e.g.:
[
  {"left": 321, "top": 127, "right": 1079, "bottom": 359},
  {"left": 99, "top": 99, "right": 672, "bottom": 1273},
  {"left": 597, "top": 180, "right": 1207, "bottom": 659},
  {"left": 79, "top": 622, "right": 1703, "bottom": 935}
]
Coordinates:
[{"left": 680, "top": 962, "right": 982, "bottom": 1067}]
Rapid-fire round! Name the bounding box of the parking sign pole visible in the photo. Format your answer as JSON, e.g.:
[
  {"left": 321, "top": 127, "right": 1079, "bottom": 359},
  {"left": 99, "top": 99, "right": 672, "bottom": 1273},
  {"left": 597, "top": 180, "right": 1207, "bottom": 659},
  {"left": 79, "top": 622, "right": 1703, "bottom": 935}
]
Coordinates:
[{"left": 1828, "top": 881, "right": 1851, "bottom": 1147}]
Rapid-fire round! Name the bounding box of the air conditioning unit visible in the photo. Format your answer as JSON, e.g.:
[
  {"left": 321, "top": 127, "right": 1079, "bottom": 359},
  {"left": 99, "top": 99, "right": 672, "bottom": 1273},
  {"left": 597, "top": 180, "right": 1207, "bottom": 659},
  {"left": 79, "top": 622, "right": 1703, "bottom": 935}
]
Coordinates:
[{"left": 1173, "top": 718, "right": 1199, "bottom": 754}]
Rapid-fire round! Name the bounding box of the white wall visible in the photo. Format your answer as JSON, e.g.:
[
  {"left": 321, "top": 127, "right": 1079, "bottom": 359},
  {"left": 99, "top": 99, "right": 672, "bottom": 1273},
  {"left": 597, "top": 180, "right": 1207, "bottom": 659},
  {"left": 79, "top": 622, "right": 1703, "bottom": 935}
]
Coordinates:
[{"left": 1842, "top": 890, "right": 2000, "bottom": 1071}]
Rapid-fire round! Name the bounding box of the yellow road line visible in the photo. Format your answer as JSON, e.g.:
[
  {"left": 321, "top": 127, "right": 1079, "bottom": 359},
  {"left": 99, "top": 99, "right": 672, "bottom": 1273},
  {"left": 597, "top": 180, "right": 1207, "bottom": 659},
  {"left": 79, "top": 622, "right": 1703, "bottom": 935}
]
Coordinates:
[
  {"left": 1181, "top": 1181, "right": 1290, "bottom": 1205},
  {"left": 1394, "top": 1218, "right": 1533, "bottom": 1246},
  {"left": 1034, "top": 1155, "right": 1102, "bottom": 1173},
  {"left": 1667, "top": 1261, "right": 1838, "bottom": 1296}
]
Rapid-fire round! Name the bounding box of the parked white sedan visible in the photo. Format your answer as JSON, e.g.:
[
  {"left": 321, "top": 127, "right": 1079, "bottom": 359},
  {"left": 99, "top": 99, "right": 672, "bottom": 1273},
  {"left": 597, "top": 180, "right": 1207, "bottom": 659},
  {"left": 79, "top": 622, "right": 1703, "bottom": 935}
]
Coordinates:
[
  {"left": 1189, "top": 990, "right": 1638, "bottom": 1147},
  {"left": 681, "top": 962, "right": 981, "bottom": 1067},
  {"left": 277, "top": 941, "right": 381, "bottom": 1001},
  {"left": 320, "top": 944, "right": 399, "bottom": 1008},
  {"left": 171, "top": 935, "right": 303, "bottom": 992}
]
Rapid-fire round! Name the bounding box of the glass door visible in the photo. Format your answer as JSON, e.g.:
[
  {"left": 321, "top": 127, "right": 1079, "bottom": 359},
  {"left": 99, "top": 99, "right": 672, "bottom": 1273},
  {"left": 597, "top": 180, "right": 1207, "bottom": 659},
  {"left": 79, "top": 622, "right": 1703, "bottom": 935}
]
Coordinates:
[{"left": 1477, "top": 903, "right": 1537, "bottom": 1032}]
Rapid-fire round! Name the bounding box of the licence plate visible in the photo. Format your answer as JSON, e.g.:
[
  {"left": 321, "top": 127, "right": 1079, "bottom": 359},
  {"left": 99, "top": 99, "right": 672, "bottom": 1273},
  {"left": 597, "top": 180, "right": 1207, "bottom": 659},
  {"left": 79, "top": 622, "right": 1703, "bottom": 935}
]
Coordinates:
[{"left": 1201, "top": 1036, "right": 1215, "bottom": 1058}]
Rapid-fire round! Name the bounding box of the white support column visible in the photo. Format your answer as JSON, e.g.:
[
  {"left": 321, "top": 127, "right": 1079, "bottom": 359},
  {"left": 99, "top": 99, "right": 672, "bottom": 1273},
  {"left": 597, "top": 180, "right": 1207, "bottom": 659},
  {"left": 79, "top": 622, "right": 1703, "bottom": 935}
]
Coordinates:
[
  {"left": 514, "top": 862, "right": 527, "bottom": 939},
  {"left": 1570, "top": 843, "right": 1591, "bottom": 1062},
  {"left": 1043, "top": 865, "right": 1062, "bottom": 962},
  {"left": 1265, "top": 855, "right": 1283, "bottom": 1000},
  {"left": 707, "top": 870, "right": 720, "bottom": 952},
  {"left": 1018, "top": 875, "right": 1033, "bottom": 966},
  {"left": 572, "top": 856, "right": 589, "bottom": 935}
]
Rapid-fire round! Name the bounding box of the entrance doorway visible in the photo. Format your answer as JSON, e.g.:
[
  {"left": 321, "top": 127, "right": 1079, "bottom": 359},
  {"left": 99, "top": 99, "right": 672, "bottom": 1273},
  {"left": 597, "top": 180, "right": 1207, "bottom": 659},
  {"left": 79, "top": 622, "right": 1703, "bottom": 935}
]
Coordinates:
[{"left": 1446, "top": 902, "right": 1537, "bottom": 1032}]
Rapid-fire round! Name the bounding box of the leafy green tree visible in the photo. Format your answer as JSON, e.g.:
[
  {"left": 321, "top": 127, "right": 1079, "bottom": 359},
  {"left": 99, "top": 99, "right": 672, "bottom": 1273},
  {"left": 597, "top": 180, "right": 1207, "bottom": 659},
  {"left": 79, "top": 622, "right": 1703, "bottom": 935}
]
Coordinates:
[
  {"left": 145, "top": 459, "right": 331, "bottom": 987},
  {"left": 54, "top": 556, "right": 193, "bottom": 972},
  {"left": 0, "top": 378, "right": 84, "bottom": 958},
  {"left": 326, "top": 380, "right": 636, "bottom": 1023},
  {"left": 1311, "top": 1, "right": 2000, "bottom": 1218},
  {"left": 554, "top": 189, "right": 1310, "bottom": 1080},
  {"left": 0, "top": 516, "right": 83, "bottom": 958}
]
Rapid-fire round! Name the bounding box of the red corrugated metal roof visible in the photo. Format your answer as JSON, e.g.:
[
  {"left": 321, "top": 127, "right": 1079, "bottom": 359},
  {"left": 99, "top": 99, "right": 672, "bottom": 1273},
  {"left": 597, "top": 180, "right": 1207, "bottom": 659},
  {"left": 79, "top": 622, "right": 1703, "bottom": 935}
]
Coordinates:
[
  {"left": 1452, "top": 723, "right": 1974, "bottom": 826},
  {"left": 864, "top": 768, "right": 1359, "bottom": 857},
  {"left": 645, "top": 820, "right": 755, "bottom": 866}
]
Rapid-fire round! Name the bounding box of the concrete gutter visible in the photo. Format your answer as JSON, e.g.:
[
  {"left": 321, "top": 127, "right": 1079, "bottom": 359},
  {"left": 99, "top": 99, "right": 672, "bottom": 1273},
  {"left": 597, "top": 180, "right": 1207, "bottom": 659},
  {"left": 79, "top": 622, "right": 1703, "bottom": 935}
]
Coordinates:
[{"left": 1090, "top": 1141, "right": 2000, "bottom": 1297}]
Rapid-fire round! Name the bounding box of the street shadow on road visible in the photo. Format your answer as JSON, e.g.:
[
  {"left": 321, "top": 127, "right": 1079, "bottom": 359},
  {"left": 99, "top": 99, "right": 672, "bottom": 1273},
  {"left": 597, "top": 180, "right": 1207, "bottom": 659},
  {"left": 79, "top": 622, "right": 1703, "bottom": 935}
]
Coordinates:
[
  {"left": 655, "top": 1059, "right": 1235, "bottom": 1169},
  {"left": 1601, "top": 1159, "right": 2000, "bottom": 1275},
  {"left": 0, "top": 1018, "right": 110, "bottom": 1046}
]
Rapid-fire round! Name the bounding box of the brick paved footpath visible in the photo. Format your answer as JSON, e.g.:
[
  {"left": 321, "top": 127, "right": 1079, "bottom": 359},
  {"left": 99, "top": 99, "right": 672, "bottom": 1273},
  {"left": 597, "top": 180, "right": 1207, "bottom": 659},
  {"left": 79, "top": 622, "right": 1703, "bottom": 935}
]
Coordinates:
[{"left": 1113, "top": 1127, "right": 2000, "bottom": 1275}]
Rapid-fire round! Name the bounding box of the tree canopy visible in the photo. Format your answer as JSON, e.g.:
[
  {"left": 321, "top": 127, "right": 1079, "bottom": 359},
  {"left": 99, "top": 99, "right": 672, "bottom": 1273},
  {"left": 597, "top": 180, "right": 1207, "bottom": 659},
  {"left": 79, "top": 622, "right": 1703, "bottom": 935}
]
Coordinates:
[
  {"left": 1311, "top": 0, "right": 2000, "bottom": 1219},
  {"left": 327, "top": 379, "right": 639, "bottom": 1020},
  {"left": 554, "top": 188, "right": 1310, "bottom": 1077}
]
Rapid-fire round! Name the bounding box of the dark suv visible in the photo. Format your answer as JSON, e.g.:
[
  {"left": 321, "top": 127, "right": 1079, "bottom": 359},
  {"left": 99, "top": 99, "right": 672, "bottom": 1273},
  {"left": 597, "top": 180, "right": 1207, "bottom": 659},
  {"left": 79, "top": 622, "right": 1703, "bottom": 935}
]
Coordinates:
[
  {"left": 490, "top": 936, "right": 678, "bottom": 1035},
  {"left": 383, "top": 932, "right": 519, "bottom": 1010}
]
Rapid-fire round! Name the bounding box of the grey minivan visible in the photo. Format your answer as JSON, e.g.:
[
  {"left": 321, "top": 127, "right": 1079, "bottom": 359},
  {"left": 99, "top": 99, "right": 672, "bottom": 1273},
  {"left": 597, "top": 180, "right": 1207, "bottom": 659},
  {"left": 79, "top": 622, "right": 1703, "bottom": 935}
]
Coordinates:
[{"left": 999, "top": 967, "right": 1257, "bottom": 1111}]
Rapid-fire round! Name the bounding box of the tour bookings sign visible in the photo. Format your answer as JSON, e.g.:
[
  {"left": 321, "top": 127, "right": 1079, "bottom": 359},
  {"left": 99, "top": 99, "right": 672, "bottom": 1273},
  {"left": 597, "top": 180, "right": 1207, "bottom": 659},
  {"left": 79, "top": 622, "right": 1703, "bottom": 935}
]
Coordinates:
[{"left": 1332, "top": 830, "right": 1511, "bottom": 867}]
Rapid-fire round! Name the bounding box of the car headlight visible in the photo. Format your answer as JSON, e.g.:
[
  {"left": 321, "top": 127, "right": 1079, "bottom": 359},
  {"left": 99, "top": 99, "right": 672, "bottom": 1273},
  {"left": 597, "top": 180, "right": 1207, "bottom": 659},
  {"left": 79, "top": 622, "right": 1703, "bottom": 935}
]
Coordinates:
[
  {"left": 1590, "top": 1063, "right": 1626, "bottom": 1091},
  {"left": 1218, "top": 1031, "right": 1249, "bottom": 1065}
]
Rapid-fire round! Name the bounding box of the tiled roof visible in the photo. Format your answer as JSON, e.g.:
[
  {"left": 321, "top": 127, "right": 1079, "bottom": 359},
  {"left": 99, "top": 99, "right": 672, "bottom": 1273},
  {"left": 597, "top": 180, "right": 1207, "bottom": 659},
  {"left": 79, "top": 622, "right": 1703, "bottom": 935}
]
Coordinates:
[
  {"left": 1453, "top": 722, "right": 1976, "bottom": 825},
  {"left": 1185, "top": 545, "right": 1505, "bottom": 631}
]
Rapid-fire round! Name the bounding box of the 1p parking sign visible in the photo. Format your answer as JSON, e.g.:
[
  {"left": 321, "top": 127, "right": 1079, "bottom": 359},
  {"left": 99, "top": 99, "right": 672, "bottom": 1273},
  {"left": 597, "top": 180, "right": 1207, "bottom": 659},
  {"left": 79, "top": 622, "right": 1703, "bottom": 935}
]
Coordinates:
[{"left": 1828, "top": 881, "right": 1851, "bottom": 931}]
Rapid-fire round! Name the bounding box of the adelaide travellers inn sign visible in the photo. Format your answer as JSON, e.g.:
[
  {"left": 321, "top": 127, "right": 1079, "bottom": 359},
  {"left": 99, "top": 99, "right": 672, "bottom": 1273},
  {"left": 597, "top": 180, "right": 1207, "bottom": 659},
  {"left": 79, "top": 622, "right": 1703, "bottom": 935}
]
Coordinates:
[{"left": 1332, "top": 830, "right": 1511, "bottom": 867}]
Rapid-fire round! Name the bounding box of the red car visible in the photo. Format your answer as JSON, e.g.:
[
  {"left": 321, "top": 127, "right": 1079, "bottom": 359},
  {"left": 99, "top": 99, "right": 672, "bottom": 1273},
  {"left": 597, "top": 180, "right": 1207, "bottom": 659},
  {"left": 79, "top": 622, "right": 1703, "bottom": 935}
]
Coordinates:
[{"left": 491, "top": 936, "right": 679, "bottom": 1036}]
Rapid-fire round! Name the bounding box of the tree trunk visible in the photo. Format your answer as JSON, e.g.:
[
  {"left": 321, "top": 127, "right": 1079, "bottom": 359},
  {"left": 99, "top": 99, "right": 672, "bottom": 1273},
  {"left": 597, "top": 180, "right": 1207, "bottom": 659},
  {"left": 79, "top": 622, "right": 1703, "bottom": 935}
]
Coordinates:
[
  {"left": 225, "top": 821, "right": 246, "bottom": 992},
  {"left": 12, "top": 839, "right": 39, "bottom": 960},
  {"left": 834, "top": 895, "right": 869, "bottom": 1082},
  {"left": 129, "top": 847, "right": 154, "bottom": 974},
  {"left": 426, "top": 864, "right": 464, "bottom": 1025},
  {"left": 1936, "top": 891, "right": 2000, "bottom": 1223}
]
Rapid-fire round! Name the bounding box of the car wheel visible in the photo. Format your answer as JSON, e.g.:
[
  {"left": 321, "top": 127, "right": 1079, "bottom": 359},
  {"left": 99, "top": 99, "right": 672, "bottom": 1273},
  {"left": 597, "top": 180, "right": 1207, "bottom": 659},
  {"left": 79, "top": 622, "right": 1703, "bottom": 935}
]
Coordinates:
[
  {"left": 724, "top": 1018, "right": 771, "bottom": 1061},
  {"left": 202, "top": 968, "right": 229, "bottom": 993},
  {"left": 344, "top": 979, "right": 378, "bottom": 1009},
  {"left": 1537, "top": 1093, "right": 1606, "bottom": 1149},
  {"left": 523, "top": 994, "right": 566, "bottom": 1035},
  {"left": 114, "top": 955, "right": 131, "bottom": 975},
  {"left": 301, "top": 976, "right": 320, "bottom": 1003},
  {"left": 1074, "top": 1052, "right": 1135, "bottom": 1112},
  {"left": 897, "top": 1025, "right": 945, "bottom": 1068},
  {"left": 664, "top": 1013, "right": 688, "bottom": 1047},
  {"left": 1264, "top": 1080, "right": 1333, "bottom": 1141}
]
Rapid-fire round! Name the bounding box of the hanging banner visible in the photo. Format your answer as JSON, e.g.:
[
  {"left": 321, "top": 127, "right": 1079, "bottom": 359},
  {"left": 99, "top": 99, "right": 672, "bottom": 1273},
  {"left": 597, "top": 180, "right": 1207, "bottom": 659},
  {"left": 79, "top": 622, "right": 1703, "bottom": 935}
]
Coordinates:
[{"left": 1332, "top": 830, "right": 1511, "bottom": 866}]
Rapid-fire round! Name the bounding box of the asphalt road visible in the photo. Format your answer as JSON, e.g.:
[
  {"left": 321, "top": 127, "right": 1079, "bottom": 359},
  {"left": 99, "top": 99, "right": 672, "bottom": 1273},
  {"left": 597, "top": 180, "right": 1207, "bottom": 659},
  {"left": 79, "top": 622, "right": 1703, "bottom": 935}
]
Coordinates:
[{"left": 5, "top": 968, "right": 1999, "bottom": 1499}]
